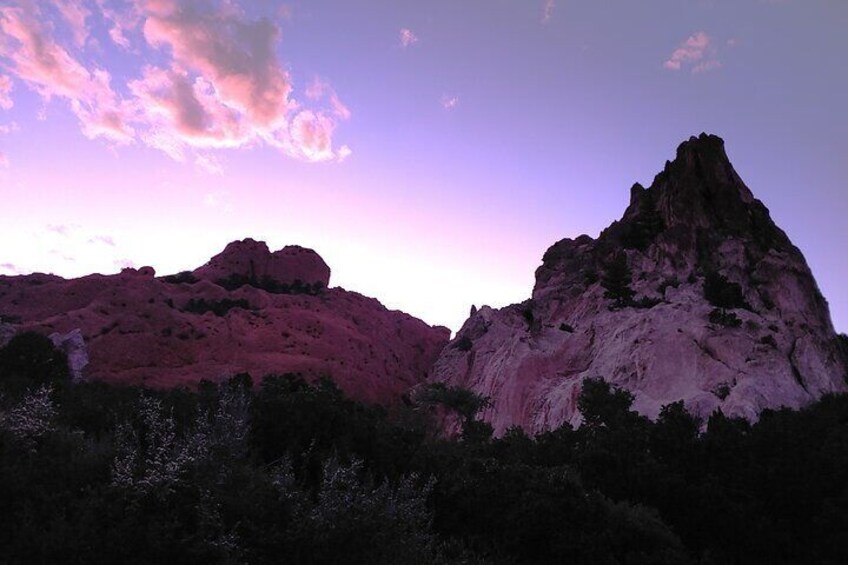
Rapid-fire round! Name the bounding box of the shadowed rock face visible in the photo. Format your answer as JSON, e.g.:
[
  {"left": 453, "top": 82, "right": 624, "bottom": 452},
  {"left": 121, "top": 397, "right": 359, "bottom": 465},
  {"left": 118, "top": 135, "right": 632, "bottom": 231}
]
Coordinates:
[
  {"left": 0, "top": 242, "right": 449, "bottom": 405},
  {"left": 431, "top": 134, "right": 848, "bottom": 435},
  {"left": 193, "top": 238, "right": 331, "bottom": 289}
]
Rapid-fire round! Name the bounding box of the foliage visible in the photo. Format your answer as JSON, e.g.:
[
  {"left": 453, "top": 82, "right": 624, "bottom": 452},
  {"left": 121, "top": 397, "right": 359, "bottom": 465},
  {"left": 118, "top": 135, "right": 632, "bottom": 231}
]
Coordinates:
[
  {"left": 703, "top": 270, "right": 749, "bottom": 310},
  {"left": 708, "top": 308, "right": 742, "bottom": 328},
  {"left": 182, "top": 298, "right": 250, "bottom": 317},
  {"left": 161, "top": 271, "right": 198, "bottom": 285},
  {"left": 2, "top": 336, "right": 848, "bottom": 564},
  {"left": 0, "top": 331, "right": 69, "bottom": 389},
  {"left": 216, "top": 274, "right": 324, "bottom": 296},
  {"left": 602, "top": 252, "right": 636, "bottom": 307},
  {"left": 454, "top": 335, "right": 473, "bottom": 352},
  {"left": 620, "top": 188, "right": 666, "bottom": 251}
]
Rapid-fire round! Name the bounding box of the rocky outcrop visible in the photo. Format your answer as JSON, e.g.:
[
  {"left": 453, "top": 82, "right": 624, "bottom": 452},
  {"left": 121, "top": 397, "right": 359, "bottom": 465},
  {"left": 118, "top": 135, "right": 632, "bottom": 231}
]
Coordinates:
[
  {"left": 49, "top": 329, "right": 89, "bottom": 382},
  {"left": 192, "top": 238, "right": 331, "bottom": 290},
  {"left": 0, "top": 242, "right": 449, "bottom": 405},
  {"left": 431, "top": 134, "right": 848, "bottom": 435}
]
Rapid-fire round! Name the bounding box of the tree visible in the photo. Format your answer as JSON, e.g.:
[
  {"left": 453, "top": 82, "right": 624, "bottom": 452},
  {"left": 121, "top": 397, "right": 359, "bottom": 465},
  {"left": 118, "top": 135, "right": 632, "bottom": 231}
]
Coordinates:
[{"left": 601, "top": 253, "right": 635, "bottom": 307}]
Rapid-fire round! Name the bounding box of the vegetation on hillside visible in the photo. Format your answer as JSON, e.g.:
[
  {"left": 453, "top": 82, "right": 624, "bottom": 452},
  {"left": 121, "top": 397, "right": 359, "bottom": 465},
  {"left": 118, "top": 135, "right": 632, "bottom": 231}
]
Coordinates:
[{"left": 1, "top": 332, "right": 847, "bottom": 564}]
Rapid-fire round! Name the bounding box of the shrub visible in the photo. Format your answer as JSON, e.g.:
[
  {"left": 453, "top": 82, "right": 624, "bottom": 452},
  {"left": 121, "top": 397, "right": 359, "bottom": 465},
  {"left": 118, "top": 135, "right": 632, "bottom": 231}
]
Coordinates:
[
  {"left": 182, "top": 298, "right": 250, "bottom": 317},
  {"left": 703, "top": 270, "right": 749, "bottom": 310},
  {"left": 709, "top": 308, "right": 742, "bottom": 328},
  {"left": 161, "top": 271, "right": 198, "bottom": 285},
  {"left": 453, "top": 335, "right": 473, "bottom": 352},
  {"left": 601, "top": 253, "right": 635, "bottom": 307}
]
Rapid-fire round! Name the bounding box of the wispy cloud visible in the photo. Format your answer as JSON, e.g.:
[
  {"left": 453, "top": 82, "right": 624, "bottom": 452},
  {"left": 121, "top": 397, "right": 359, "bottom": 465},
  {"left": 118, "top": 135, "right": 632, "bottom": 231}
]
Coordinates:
[
  {"left": 0, "top": 3, "right": 135, "bottom": 143},
  {"left": 0, "top": 262, "right": 23, "bottom": 275},
  {"left": 0, "top": 151, "right": 8, "bottom": 168},
  {"left": 663, "top": 31, "right": 721, "bottom": 73},
  {"left": 542, "top": 0, "right": 556, "bottom": 24},
  {"left": 0, "top": 74, "right": 14, "bottom": 109},
  {"left": 441, "top": 95, "right": 460, "bottom": 110},
  {"left": 54, "top": 0, "right": 91, "bottom": 48},
  {"left": 400, "top": 28, "right": 418, "bottom": 48},
  {"left": 195, "top": 153, "right": 223, "bottom": 175},
  {"left": 88, "top": 235, "right": 116, "bottom": 247}
]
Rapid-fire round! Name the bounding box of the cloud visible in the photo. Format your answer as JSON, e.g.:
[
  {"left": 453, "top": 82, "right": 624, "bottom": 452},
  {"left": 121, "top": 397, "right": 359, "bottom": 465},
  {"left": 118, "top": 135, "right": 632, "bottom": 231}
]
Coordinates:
[
  {"left": 542, "top": 0, "right": 555, "bottom": 24},
  {"left": 399, "top": 28, "right": 418, "bottom": 48},
  {"left": 54, "top": 0, "right": 91, "bottom": 48},
  {"left": 0, "top": 0, "right": 350, "bottom": 163},
  {"left": 0, "top": 74, "right": 13, "bottom": 109},
  {"left": 0, "top": 262, "right": 23, "bottom": 275},
  {"left": 195, "top": 153, "right": 223, "bottom": 175},
  {"left": 95, "top": 0, "right": 140, "bottom": 49},
  {"left": 0, "top": 121, "right": 18, "bottom": 134},
  {"left": 663, "top": 31, "right": 721, "bottom": 73},
  {"left": 0, "top": 151, "right": 8, "bottom": 168},
  {"left": 285, "top": 110, "right": 339, "bottom": 162},
  {"left": 441, "top": 95, "right": 459, "bottom": 110},
  {"left": 88, "top": 235, "right": 116, "bottom": 246},
  {"left": 305, "top": 76, "right": 350, "bottom": 120},
  {"left": 0, "top": 3, "right": 135, "bottom": 142},
  {"left": 142, "top": 0, "right": 293, "bottom": 126},
  {"left": 47, "top": 224, "right": 74, "bottom": 236}
]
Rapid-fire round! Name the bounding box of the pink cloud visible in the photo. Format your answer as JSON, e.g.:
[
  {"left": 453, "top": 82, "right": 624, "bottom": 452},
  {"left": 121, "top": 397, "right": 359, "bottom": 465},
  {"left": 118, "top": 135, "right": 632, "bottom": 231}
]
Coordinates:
[
  {"left": 89, "top": 235, "right": 116, "bottom": 246},
  {"left": 274, "top": 110, "right": 349, "bottom": 163},
  {"left": 0, "top": 121, "right": 19, "bottom": 134},
  {"left": 0, "top": 74, "right": 12, "bottom": 109},
  {"left": 305, "top": 77, "right": 328, "bottom": 100},
  {"left": 330, "top": 94, "right": 351, "bottom": 120},
  {"left": 542, "top": 0, "right": 555, "bottom": 24},
  {"left": 441, "top": 95, "right": 459, "bottom": 110},
  {"left": 194, "top": 153, "right": 223, "bottom": 175},
  {"left": 0, "top": 0, "right": 350, "bottom": 164},
  {"left": 54, "top": 0, "right": 91, "bottom": 48},
  {"left": 400, "top": 28, "right": 418, "bottom": 48},
  {"left": 305, "top": 76, "right": 350, "bottom": 120},
  {"left": 663, "top": 31, "right": 720, "bottom": 73},
  {"left": 0, "top": 4, "right": 134, "bottom": 142},
  {"left": 0, "top": 151, "right": 8, "bottom": 168},
  {"left": 142, "top": 0, "right": 293, "bottom": 126}
]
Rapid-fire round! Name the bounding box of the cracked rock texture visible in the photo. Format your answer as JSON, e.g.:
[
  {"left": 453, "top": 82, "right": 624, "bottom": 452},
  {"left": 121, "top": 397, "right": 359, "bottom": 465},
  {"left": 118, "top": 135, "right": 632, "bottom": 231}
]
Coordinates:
[{"left": 430, "top": 134, "right": 848, "bottom": 435}]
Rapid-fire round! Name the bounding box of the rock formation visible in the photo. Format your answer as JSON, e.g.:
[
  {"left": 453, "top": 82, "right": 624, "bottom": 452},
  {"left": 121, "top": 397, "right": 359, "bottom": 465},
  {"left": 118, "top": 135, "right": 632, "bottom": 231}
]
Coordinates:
[
  {"left": 192, "top": 238, "right": 331, "bottom": 290},
  {"left": 0, "top": 243, "right": 449, "bottom": 405},
  {"left": 430, "top": 134, "right": 848, "bottom": 434}
]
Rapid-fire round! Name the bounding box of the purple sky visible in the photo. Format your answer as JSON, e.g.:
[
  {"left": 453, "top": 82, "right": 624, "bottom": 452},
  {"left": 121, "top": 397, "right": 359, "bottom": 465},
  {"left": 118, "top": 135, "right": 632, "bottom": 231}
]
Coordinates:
[{"left": 0, "top": 0, "right": 846, "bottom": 333}]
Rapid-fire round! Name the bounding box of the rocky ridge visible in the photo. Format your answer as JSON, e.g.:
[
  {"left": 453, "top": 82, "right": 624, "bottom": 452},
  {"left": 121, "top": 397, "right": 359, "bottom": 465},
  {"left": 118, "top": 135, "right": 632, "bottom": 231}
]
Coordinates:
[
  {"left": 0, "top": 240, "right": 449, "bottom": 405},
  {"left": 430, "top": 134, "right": 848, "bottom": 434}
]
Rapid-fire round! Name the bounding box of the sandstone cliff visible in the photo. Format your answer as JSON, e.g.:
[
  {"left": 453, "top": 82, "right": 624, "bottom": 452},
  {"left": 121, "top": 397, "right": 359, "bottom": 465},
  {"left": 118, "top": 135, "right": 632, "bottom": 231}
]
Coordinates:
[
  {"left": 430, "top": 134, "right": 848, "bottom": 434},
  {"left": 0, "top": 242, "right": 449, "bottom": 404}
]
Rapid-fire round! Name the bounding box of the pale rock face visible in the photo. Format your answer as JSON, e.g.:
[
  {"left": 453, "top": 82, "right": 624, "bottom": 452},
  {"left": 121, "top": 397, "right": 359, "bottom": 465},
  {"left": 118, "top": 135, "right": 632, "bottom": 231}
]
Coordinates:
[
  {"left": 0, "top": 322, "right": 14, "bottom": 348},
  {"left": 430, "top": 134, "right": 848, "bottom": 435},
  {"left": 192, "top": 238, "right": 331, "bottom": 289},
  {"left": 49, "top": 329, "right": 89, "bottom": 382}
]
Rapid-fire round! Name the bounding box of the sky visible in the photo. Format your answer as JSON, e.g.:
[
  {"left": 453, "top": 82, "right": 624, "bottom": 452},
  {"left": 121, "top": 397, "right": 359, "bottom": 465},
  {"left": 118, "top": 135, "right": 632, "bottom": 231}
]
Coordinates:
[{"left": 0, "top": 0, "right": 846, "bottom": 334}]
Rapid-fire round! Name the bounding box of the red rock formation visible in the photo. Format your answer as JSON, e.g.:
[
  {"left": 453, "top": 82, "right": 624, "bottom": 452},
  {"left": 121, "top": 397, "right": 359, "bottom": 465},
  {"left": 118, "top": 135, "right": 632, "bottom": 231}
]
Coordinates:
[
  {"left": 0, "top": 242, "right": 449, "bottom": 405},
  {"left": 192, "top": 238, "right": 331, "bottom": 289}
]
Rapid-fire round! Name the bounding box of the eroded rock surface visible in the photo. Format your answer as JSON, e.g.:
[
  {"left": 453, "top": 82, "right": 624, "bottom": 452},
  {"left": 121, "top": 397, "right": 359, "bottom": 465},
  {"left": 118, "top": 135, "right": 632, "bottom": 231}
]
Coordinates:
[
  {"left": 431, "top": 134, "right": 848, "bottom": 434},
  {"left": 0, "top": 242, "right": 449, "bottom": 405}
]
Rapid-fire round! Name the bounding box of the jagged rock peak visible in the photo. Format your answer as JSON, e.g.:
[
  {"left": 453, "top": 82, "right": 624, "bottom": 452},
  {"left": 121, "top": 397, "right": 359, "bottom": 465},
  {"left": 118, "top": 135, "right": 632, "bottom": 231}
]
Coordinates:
[
  {"left": 192, "top": 238, "right": 331, "bottom": 289},
  {"left": 432, "top": 134, "right": 847, "bottom": 436},
  {"left": 621, "top": 133, "right": 789, "bottom": 251}
]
